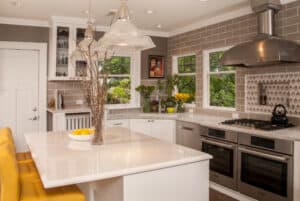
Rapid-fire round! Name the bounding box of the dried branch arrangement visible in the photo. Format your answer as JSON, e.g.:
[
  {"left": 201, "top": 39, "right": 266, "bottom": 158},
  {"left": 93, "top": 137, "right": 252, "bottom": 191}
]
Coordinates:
[{"left": 71, "top": 23, "right": 113, "bottom": 145}]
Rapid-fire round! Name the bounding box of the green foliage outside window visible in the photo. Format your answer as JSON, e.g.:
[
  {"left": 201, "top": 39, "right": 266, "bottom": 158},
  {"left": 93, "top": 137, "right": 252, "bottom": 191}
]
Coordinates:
[
  {"left": 107, "top": 77, "right": 131, "bottom": 104},
  {"left": 210, "top": 74, "right": 235, "bottom": 107},
  {"left": 103, "top": 56, "right": 131, "bottom": 104},
  {"left": 177, "top": 76, "right": 195, "bottom": 102},
  {"left": 209, "top": 52, "right": 235, "bottom": 72},
  {"left": 209, "top": 51, "right": 235, "bottom": 108},
  {"left": 177, "top": 55, "right": 196, "bottom": 102},
  {"left": 102, "top": 56, "right": 130, "bottom": 74},
  {"left": 178, "top": 55, "right": 196, "bottom": 73}
]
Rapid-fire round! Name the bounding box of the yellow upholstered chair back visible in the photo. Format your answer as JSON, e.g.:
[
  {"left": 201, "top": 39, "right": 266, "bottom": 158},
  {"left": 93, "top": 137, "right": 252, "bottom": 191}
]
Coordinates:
[
  {"left": 0, "top": 127, "right": 16, "bottom": 152},
  {"left": 0, "top": 144, "right": 20, "bottom": 201}
]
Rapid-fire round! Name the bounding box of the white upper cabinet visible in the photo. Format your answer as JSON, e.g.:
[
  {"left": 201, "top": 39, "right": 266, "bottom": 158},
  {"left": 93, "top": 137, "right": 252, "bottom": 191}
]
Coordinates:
[{"left": 48, "top": 17, "right": 91, "bottom": 80}]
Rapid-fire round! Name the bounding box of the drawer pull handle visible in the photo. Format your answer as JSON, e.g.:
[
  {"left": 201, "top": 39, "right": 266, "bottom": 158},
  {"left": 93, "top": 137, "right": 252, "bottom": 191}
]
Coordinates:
[
  {"left": 113, "top": 123, "right": 122, "bottom": 126},
  {"left": 182, "top": 126, "right": 194, "bottom": 131}
]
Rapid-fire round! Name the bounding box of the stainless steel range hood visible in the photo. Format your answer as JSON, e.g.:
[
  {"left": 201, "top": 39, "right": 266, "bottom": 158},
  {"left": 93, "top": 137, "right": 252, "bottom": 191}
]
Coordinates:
[{"left": 221, "top": 0, "right": 300, "bottom": 67}]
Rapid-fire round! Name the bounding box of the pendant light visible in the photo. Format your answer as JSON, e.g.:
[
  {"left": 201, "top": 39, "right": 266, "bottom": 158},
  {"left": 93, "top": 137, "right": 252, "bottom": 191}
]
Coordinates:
[
  {"left": 99, "top": 0, "right": 156, "bottom": 51},
  {"left": 71, "top": 0, "right": 113, "bottom": 64}
]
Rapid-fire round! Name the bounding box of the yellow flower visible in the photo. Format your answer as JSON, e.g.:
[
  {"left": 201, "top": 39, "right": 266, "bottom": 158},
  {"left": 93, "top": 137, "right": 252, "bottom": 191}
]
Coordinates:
[{"left": 175, "top": 93, "right": 191, "bottom": 103}]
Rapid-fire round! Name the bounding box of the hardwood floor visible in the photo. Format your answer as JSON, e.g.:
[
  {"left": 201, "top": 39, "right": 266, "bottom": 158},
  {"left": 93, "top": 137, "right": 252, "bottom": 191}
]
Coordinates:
[{"left": 210, "top": 189, "right": 238, "bottom": 201}]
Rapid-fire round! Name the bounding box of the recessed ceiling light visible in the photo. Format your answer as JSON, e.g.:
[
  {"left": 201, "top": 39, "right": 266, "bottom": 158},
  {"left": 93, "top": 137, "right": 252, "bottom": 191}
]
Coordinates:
[
  {"left": 156, "top": 24, "right": 162, "bottom": 29},
  {"left": 146, "top": 10, "right": 154, "bottom": 14},
  {"left": 199, "top": 0, "right": 208, "bottom": 2}
]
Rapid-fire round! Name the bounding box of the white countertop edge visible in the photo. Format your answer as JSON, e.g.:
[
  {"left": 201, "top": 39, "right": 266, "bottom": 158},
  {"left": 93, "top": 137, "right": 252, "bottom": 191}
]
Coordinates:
[{"left": 40, "top": 155, "right": 212, "bottom": 188}]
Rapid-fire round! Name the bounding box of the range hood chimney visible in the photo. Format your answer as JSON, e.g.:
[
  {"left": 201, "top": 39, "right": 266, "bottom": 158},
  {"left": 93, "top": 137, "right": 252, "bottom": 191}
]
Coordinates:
[{"left": 220, "top": 0, "right": 300, "bottom": 67}]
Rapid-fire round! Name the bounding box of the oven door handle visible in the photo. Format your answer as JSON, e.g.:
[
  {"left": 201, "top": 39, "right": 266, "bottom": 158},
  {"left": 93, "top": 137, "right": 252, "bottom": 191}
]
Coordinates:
[
  {"left": 239, "top": 147, "right": 290, "bottom": 162},
  {"left": 201, "top": 138, "right": 235, "bottom": 149}
]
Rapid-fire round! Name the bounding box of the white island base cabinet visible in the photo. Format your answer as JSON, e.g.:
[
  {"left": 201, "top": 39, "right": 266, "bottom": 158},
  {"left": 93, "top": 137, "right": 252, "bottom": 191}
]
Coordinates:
[{"left": 78, "top": 161, "right": 209, "bottom": 201}]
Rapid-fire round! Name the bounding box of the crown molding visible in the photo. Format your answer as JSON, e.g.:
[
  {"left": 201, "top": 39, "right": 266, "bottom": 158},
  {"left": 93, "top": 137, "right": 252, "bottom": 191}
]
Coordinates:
[
  {"left": 0, "top": 0, "right": 296, "bottom": 38},
  {"left": 168, "top": 0, "right": 297, "bottom": 37},
  {"left": 0, "top": 16, "right": 169, "bottom": 37},
  {"left": 169, "top": 6, "right": 253, "bottom": 37},
  {"left": 281, "top": 0, "right": 297, "bottom": 4},
  {"left": 0, "top": 16, "right": 49, "bottom": 27}
]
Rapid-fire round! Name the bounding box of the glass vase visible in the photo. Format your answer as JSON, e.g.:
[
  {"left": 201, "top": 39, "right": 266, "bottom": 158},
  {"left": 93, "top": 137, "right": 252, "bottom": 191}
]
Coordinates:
[
  {"left": 143, "top": 98, "right": 151, "bottom": 113},
  {"left": 92, "top": 120, "right": 104, "bottom": 145},
  {"left": 177, "top": 103, "right": 185, "bottom": 113}
]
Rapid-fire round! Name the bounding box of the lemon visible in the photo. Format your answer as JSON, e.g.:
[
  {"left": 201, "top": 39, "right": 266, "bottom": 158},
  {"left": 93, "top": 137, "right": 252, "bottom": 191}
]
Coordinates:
[
  {"left": 81, "top": 130, "right": 90, "bottom": 135},
  {"left": 72, "top": 129, "right": 81, "bottom": 135}
]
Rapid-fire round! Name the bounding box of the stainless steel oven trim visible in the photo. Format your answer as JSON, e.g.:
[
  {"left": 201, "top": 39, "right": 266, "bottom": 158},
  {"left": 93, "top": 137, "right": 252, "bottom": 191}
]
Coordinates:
[
  {"left": 201, "top": 138, "right": 235, "bottom": 149},
  {"left": 238, "top": 145, "right": 293, "bottom": 201},
  {"left": 201, "top": 128, "right": 238, "bottom": 143},
  {"left": 239, "top": 147, "right": 291, "bottom": 162},
  {"left": 200, "top": 136, "right": 238, "bottom": 190}
]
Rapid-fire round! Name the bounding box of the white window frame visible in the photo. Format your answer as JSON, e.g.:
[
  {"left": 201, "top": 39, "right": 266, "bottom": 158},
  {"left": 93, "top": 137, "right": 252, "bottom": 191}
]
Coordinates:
[
  {"left": 106, "top": 50, "right": 141, "bottom": 110},
  {"left": 172, "top": 53, "right": 196, "bottom": 107},
  {"left": 203, "top": 46, "right": 236, "bottom": 111}
]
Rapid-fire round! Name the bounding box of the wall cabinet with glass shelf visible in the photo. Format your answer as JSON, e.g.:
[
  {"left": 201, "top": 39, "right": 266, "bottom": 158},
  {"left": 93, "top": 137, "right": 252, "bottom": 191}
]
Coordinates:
[{"left": 48, "top": 19, "right": 91, "bottom": 81}]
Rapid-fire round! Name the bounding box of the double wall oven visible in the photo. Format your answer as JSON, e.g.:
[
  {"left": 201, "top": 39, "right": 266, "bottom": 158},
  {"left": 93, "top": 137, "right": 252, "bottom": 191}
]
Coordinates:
[
  {"left": 200, "top": 129, "right": 238, "bottom": 190},
  {"left": 200, "top": 128, "right": 294, "bottom": 201}
]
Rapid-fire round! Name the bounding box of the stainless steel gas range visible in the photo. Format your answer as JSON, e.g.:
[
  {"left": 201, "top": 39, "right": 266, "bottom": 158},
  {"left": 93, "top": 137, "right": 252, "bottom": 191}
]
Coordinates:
[{"left": 200, "top": 123, "right": 294, "bottom": 201}]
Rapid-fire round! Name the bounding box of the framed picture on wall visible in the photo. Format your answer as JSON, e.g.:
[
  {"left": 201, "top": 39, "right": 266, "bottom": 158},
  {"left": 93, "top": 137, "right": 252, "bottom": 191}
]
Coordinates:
[{"left": 148, "top": 55, "right": 165, "bottom": 78}]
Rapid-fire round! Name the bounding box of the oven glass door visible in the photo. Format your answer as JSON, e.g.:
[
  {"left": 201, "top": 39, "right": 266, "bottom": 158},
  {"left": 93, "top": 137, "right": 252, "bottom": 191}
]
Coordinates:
[
  {"left": 239, "top": 147, "right": 292, "bottom": 198},
  {"left": 202, "top": 141, "right": 234, "bottom": 178}
]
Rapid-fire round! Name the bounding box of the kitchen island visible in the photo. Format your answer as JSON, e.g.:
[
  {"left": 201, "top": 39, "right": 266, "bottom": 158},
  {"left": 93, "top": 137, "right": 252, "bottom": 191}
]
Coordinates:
[{"left": 25, "top": 127, "right": 212, "bottom": 201}]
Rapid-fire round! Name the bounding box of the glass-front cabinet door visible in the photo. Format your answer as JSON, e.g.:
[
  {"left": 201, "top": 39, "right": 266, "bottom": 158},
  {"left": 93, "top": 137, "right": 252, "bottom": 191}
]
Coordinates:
[
  {"left": 55, "top": 26, "right": 69, "bottom": 77},
  {"left": 74, "top": 28, "right": 87, "bottom": 78},
  {"left": 49, "top": 22, "right": 90, "bottom": 80}
]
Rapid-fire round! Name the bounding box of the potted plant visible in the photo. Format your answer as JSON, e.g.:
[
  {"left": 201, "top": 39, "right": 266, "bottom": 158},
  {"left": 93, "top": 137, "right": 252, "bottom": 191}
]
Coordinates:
[
  {"left": 166, "top": 75, "right": 178, "bottom": 98},
  {"left": 135, "top": 85, "right": 155, "bottom": 113},
  {"left": 165, "top": 96, "right": 177, "bottom": 113},
  {"left": 156, "top": 80, "right": 165, "bottom": 113},
  {"left": 175, "top": 93, "right": 191, "bottom": 113}
]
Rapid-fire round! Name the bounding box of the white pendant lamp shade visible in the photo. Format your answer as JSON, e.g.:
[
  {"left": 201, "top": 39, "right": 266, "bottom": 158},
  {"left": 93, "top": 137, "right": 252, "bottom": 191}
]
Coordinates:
[
  {"left": 99, "top": 1, "right": 156, "bottom": 51},
  {"left": 71, "top": 22, "right": 114, "bottom": 63}
]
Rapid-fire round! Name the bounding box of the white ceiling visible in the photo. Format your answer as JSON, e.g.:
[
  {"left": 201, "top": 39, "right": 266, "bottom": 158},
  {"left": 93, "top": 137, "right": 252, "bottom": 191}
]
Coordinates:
[{"left": 0, "top": 0, "right": 296, "bottom": 37}]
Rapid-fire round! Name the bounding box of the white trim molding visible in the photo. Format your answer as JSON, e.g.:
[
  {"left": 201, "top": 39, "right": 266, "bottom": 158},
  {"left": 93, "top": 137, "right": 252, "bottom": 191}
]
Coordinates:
[
  {"left": 202, "top": 46, "right": 236, "bottom": 111},
  {"left": 0, "top": 16, "right": 50, "bottom": 27},
  {"left": 172, "top": 53, "right": 197, "bottom": 105},
  {"left": 105, "top": 50, "right": 141, "bottom": 110},
  {"left": 0, "top": 41, "right": 48, "bottom": 132},
  {"left": 169, "top": 6, "right": 252, "bottom": 37}
]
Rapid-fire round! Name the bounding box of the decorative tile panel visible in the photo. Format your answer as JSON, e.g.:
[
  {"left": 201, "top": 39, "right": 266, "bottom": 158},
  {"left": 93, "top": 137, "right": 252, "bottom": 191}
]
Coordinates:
[{"left": 245, "top": 72, "right": 300, "bottom": 116}]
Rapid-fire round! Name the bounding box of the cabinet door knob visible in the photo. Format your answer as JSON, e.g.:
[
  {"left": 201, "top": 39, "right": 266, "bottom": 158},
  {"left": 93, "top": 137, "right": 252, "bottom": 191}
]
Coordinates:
[{"left": 29, "top": 116, "right": 39, "bottom": 121}]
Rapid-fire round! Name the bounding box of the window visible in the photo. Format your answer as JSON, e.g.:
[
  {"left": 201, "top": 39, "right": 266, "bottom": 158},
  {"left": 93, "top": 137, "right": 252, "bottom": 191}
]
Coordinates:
[
  {"left": 101, "top": 52, "right": 140, "bottom": 108},
  {"left": 173, "top": 54, "right": 196, "bottom": 103},
  {"left": 203, "top": 47, "right": 236, "bottom": 110}
]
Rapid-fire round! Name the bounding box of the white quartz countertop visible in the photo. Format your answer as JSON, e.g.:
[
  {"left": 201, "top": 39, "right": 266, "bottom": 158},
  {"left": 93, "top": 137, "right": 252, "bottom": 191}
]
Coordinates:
[
  {"left": 47, "top": 107, "right": 91, "bottom": 114},
  {"left": 47, "top": 107, "right": 300, "bottom": 141},
  {"left": 108, "top": 113, "right": 300, "bottom": 142},
  {"left": 25, "top": 127, "right": 212, "bottom": 188}
]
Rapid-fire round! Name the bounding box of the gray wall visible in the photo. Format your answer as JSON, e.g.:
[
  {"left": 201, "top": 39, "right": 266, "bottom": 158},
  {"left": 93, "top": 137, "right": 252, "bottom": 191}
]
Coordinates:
[
  {"left": 0, "top": 24, "right": 168, "bottom": 82},
  {"left": 0, "top": 24, "right": 49, "bottom": 43},
  {"left": 141, "top": 36, "right": 168, "bottom": 80}
]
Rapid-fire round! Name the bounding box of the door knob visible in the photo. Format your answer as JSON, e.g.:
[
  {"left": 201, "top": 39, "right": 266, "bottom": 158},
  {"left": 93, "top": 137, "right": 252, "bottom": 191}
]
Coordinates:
[
  {"left": 29, "top": 116, "right": 39, "bottom": 121},
  {"left": 32, "top": 107, "right": 38, "bottom": 112}
]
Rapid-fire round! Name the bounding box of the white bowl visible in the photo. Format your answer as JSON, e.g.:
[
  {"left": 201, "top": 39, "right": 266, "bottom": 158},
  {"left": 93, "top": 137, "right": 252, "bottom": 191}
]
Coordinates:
[{"left": 68, "top": 133, "right": 94, "bottom": 141}]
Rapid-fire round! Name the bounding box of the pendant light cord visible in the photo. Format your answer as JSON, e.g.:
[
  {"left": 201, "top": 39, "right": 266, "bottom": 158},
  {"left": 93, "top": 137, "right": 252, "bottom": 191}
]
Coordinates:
[{"left": 88, "top": 0, "right": 92, "bottom": 23}]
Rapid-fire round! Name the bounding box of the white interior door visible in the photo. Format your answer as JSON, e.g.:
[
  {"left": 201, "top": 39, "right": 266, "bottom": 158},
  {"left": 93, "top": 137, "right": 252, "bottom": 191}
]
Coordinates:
[{"left": 0, "top": 48, "right": 41, "bottom": 152}]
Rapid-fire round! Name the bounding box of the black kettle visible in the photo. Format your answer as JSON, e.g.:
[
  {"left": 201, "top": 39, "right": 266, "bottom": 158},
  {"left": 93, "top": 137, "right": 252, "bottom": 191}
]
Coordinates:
[{"left": 271, "top": 104, "right": 288, "bottom": 126}]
